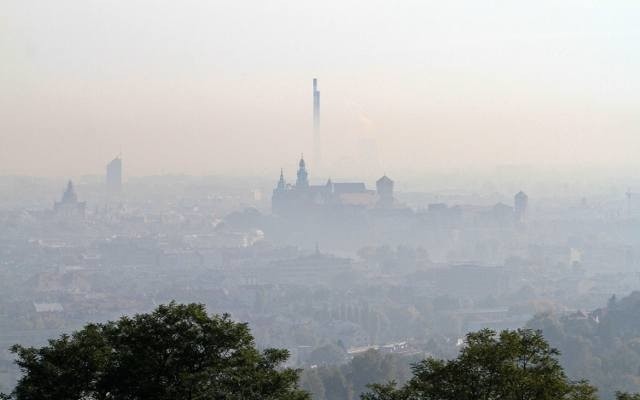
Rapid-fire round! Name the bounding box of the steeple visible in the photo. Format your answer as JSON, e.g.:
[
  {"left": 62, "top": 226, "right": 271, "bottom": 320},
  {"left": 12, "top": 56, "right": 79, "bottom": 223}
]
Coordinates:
[
  {"left": 61, "top": 180, "right": 78, "bottom": 203},
  {"left": 276, "top": 168, "right": 286, "bottom": 191},
  {"left": 296, "top": 155, "right": 309, "bottom": 188},
  {"left": 54, "top": 179, "right": 86, "bottom": 217}
]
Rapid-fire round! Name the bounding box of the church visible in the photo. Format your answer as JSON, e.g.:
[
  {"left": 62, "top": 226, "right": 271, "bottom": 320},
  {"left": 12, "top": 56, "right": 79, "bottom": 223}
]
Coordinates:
[
  {"left": 54, "top": 180, "right": 86, "bottom": 218},
  {"left": 272, "top": 156, "right": 394, "bottom": 216}
]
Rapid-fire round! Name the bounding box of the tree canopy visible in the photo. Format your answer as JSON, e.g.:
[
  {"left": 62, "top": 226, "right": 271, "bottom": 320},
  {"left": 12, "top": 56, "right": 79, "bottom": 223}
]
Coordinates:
[
  {"left": 362, "top": 328, "right": 599, "bottom": 400},
  {"left": 4, "top": 302, "right": 308, "bottom": 400},
  {"left": 5, "top": 305, "right": 640, "bottom": 400},
  {"left": 527, "top": 291, "right": 640, "bottom": 399}
]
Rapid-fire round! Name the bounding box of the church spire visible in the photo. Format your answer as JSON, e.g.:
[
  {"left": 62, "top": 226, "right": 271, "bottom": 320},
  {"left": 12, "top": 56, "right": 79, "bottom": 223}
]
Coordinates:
[
  {"left": 276, "top": 168, "right": 286, "bottom": 191},
  {"left": 62, "top": 180, "right": 78, "bottom": 203},
  {"left": 296, "top": 155, "right": 309, "bottom": 188}
]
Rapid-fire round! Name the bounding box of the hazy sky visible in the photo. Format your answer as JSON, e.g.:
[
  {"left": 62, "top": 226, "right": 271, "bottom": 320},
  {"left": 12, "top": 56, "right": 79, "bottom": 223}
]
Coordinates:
[{"left": 1, "top": 1, "right": 640, "bottom": 179}]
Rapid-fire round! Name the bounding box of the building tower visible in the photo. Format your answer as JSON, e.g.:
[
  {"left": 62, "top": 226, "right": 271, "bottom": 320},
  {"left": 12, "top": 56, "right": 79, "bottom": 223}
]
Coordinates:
[
  {"left": 296, "top": 155, "right": 309, "bottom": 188},
  {"left": 313, "top": 78, "right": 321, "bottom": 168},
  {"left": 61, "top": 180, "right": 78, "bottom": 204},
  {"left": 54, "top": 180, "right": 86, "bottom": 217},
  {"left": 276, "top": 168, "right": 286, "bottom": 191},
  {"left": 106, "top": 156, "right": 122, "bottom": 197},
  {"left": 514, "top": 191, "right": 528, "bottom": 224},
  {"left": 272, "top": 168, "right": 288, "bottom": 215},
  {"left": 376, "top": 175, "right": 394, "bottom": 208}
]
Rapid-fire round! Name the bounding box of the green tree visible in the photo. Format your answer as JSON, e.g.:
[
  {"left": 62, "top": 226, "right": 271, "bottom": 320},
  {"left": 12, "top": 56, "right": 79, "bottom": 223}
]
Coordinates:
[
  {"left": 299, "top": 368, "right": 326, "bottom": 400},
  {"left": 362, "top": 328, "right": 599, "bottom": 400},
  {"left": 616, "top": 393, "right": 640, "bottom": 400},
  {"left": 349, "top": 350, "right": 399, "bottom": 398},
  {"left": 4, "top": 302, "right": 308, "bottom": 400}
]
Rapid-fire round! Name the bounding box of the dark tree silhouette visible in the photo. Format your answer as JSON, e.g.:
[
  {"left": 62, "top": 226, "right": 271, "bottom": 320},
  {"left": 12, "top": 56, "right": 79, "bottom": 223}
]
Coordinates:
[
  {"left": 362, "top": 329, "right": 598, "bottom": 400},
  {"left": 4, "top": 302, "right": 308, "bottom": 400}
]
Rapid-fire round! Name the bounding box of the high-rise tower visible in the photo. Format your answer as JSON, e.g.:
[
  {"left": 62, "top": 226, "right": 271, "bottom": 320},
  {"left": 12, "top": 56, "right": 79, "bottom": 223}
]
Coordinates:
[
  {"left": 514, "top": 190, "right": 528, "bottom": 225},
  {"left": 106, "top": 156, "right": 122, "bottom": 197},
  {"left": 313, "top": 78, "right": 321, "bottom": 168}
]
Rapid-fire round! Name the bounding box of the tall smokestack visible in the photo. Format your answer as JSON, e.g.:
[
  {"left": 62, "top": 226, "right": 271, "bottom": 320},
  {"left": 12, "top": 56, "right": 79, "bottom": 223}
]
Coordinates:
[{"left": 313, "top": 78, "right": 321, "bottom": 168}]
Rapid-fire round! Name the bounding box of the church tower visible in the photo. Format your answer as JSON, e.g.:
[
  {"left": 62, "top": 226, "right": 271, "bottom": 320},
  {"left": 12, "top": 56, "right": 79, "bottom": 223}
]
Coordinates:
[
  {"left": 54, "top": 180, "right": 86, "bottom": 217},
  {"left": 61, "top": 180, "right": 78, "bottom": 203},
  {"left": 296, "top": 156, "right": 309, "bottom": 188},
  {"left": 276, "top": 168, "right": 286, "bottom": 191},
  {"left": 376, "top": 175, "right": 394, "bottom": 208},
  {"left": 272, "top": 168, "right": 289, "bottom": 215}
]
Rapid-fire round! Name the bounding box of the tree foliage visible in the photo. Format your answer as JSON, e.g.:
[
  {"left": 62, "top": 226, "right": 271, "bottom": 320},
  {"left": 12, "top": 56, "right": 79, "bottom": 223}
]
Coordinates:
[
  {"left": 362, "top": 328, "right": 599, "bottom": 400},
  {"left": 616, "top": 393, "right": 640, "bottom": 400},
  {"left": 527, "top": 291, "right": 640, "bottom": 399},
  {"left": 299, "top": 349, "right": 419, "bottom": 400},
  {"left": 4, "top": 302, "right": 308, "bottom": 400}
]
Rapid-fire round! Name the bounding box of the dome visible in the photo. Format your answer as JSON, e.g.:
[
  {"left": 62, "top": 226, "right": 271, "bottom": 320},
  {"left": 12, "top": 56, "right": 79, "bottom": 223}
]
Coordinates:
[{"left": 515, "top": 191, "right": 528, "bottom": 200}]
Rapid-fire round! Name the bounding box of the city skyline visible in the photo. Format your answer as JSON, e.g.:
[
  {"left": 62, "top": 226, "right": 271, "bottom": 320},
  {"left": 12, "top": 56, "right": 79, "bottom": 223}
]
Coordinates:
[
  {"left": 3, "top": 3, "right": 640, "bottom": 399},
  {"left": 2, "top": 1, "right": 640, "bottom": 177}
]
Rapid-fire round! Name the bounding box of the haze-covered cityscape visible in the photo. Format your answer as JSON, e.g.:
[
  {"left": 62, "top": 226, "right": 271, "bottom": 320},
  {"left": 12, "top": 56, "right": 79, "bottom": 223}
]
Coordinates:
[{"left": 3, "top": 2, "right": 640, "bottom": 400}]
